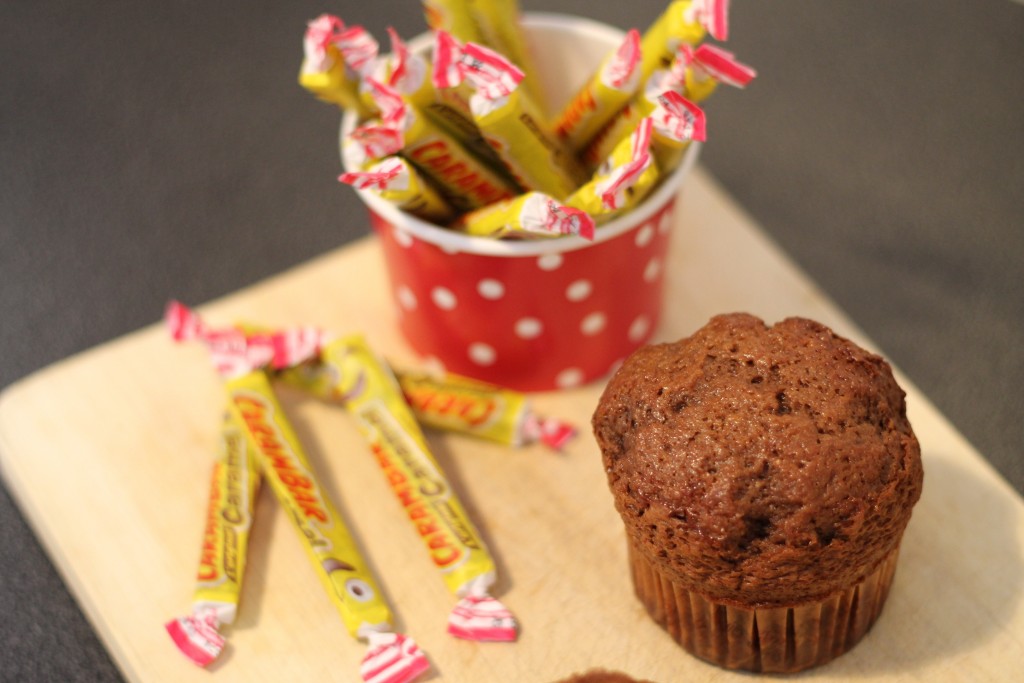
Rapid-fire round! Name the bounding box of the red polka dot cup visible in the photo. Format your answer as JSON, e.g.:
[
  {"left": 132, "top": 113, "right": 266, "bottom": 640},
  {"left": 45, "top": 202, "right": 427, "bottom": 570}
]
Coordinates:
[{"left": 343, "top": 14, "right": 700, "bottom": 392}]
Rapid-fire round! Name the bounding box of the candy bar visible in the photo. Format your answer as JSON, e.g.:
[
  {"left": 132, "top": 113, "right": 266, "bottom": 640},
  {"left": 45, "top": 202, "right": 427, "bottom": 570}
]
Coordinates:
[
  {"left": 421, "top": 0, "right": 486, "bottom": 45},
  {"left": 167, "top": 303, "right": 430, "bottom": 682},
  {"left": 684, "top": 43, "right": 757, "bottom": 103},
  {"left": 565, "top": 118, "right": 659, "bottom": 223},
  {"left": 639, "top": 0, "right": 729, "bottom": 83},
  {"left": 453, "top": 191, "right": 595, "bottom": 240},
  {"left": 165, "top": 410, "right": 260, "bottom": 667},
  {"left": 340, "top": 156, "right": 456, "bottom": 223},
  {"left": 468, "top": 0, "right": 547, "bottom": 112},
  {"left": 343, "top": 124, "right": 403, "bottom": 171},
  {"left": 270, "top": 341, "right": 576, "bottom": 450},
  {"left": 298, "top": 14, "right": 376, "bottom": 119},
  {"left": 377, "top": 28, "right": 502, "bottom": 167},
  {"left": 647, "top": 89, "right": 706, "bottom": 172},
  {"left": 455, "top": 40, "right": 588, "bottom": 199},
  {"left": 358, "top": 77, "right": 519, "bottom": 211},
  {"left": 579, "top": 46, "right": 693, "bottom": 169},
  {"left": 320, "top": 334, "right": 518, "bottom": 641},
  {"left": 396, "top": 369, "right": 576, "bottom": 450},
  {"left": 550, "top": 29, "right": 642, "bottom": 152}
]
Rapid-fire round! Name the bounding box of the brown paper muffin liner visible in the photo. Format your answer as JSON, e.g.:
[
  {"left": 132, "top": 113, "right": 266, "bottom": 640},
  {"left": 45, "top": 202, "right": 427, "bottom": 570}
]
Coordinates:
[{"left": 628, "top": 541, "right": 901, "bottom": 673}]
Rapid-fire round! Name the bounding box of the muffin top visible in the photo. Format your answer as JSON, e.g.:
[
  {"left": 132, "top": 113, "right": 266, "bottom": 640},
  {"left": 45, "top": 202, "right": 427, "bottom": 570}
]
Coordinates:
[{"left": 592, "top": 313, "right": 923, "bottom": 606}]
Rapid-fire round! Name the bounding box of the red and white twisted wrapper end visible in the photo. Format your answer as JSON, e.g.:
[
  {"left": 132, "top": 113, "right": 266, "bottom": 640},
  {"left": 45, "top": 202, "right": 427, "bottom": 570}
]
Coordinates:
[
  {"left": 447, "top": 594, "right": 518, "bottom": 642},
  {"left": 431, "top": 31, "right": 465, "bottom": 90},
  {"left": 653, "top": 90, "right": 707, "bottom": 144},
  {"left": 361, "top": 631, "right": 430, "bottom": 683},
  {"left": 690, "top": 0, "right": 730, "bottom": 41},
  {"left": 522, "top": 414, "right": 577, "bottom": 451},
  {"left": 165, "top": 608, "right": 225, "bottom": 668},
  {"left": 692, "top": 43, "right": 757, "bottom": 89},
  {"left": 165, "top": 301, "right": 328, "bottom": 377}
]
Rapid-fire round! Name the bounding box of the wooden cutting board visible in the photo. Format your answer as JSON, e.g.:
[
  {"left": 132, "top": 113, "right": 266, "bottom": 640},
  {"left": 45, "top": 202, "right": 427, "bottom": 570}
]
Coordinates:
[{"left": 1, "top": 167, "right": 1021, "bottom": 682}]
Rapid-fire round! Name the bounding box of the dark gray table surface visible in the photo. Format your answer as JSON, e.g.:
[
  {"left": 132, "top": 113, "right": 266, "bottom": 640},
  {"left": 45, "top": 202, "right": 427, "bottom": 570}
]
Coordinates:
[{"left": 1, "top": 1, "right": 1021, "bottom": 680}]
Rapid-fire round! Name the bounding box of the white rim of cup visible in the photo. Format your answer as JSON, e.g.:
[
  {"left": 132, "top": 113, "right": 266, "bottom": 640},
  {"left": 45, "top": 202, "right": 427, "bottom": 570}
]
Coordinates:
[{"left": 339, "top": 12, "right": 701, "bottom": 258}]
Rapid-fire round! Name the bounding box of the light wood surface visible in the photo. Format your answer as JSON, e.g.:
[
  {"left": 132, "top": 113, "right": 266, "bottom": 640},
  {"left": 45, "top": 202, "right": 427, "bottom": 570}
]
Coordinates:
[{"left": 1, "top": 167, "right": 1021, "bottom": 682}]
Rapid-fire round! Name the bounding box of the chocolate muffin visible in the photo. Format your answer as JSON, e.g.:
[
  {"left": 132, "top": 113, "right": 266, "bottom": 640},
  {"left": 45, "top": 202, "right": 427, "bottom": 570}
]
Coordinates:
[
  {"left": 553, "top": 670, "right": 655, "bottom": 683},
  {"left": 592, "top": 314, "right": 923, "bottom": 672}
]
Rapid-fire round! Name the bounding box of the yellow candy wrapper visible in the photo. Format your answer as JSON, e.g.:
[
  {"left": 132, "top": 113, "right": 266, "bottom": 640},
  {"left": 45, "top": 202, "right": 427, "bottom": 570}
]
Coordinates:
[
  {"left": 340, "top": 156, "right": 456, "bottom": 223},
  {"left": 165, "top": 410, "right": 260, "bottom": 667},
  {"left": 551, "top": 29, "right": 642, "bottom": 152},
  {"left": 454, "top": 191, "right": 595, "bottom": 240},
  {"left": 639, "top": 0, "right": 728, "bottom": 83},
  {"left": 298, "top": 15, "right": 375, "bottom": 119},
  {"left": 468, "top": 0, "right": 547, "bottom": 113},
  {"left": 165, "top": 302, "right": 431, "bottom": 682},
  {"left": 684, "top": 43, "right": 757, "bottom": 103},
  {"left": 323, "top": 336, "right": 489, "bottom": 593},
  {"left": 396, "top": 370, "right": 576, "bottom": 449},
  {"left": 334, "top": 24, "right": 385, "bottom": 115},
  {"left": 226, "top": 370, "right": 393, "bottom": 638},
  {"left": 274, "top": 353, "right": 576, "bottom": 450},
  {"left": 648, "top": 89, "right": 707, "bottom": 172},
  {"left": 321, "top": 334, "right": 519, "bottom": 640},
  {"left": 421, "top": 0, "right": 486, "bottom": 45},
  {"left": 422, "top": 0, "right": 544, "bottom": 113},
  {"left": 579, "top": 45, "right": 694, "bottom": 169},
  {"left": 378, "top": 28, "right": 504, "bottom": 169},
  {"left": 566, "top": 118, "right": 660, "bottom": 223},
  {"left": 341, "top": 124, "right": 396, "bottom": 172},
  {"left": 456, "top": 41, "right": 587, "bottom": 199},
  {"left": 191, "top": 412, "right": 260, "bottom": 623},
  {"left": 359, "top": 77, "right": 519, "bottom": 211}
]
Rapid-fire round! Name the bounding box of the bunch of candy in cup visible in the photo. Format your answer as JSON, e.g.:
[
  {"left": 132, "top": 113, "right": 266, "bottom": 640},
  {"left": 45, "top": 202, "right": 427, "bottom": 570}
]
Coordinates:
[
  {"left": 163, "top": 301, "right": 574, "bottom": 683},
  {"left": 300, "top": 0, "right": 755, "bottom": 240}
]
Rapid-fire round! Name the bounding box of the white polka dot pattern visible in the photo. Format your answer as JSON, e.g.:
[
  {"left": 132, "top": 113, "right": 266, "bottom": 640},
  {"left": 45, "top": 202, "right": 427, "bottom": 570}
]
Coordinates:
[
  {"left": 581, "top": 312, "right": 607, "bottom": 335},
  {"left": 397, "top": 286, "right": 417, "bottom": 311},
  {"left": 628, "top": 315, "right": 651, "bottom": 342},
  {"left": 468, "top": 342, "right": 496, "bottom": 366},
  {"left": 514, "top": 317, "right": 543, "bottom": 339},
  {"left": 566, "top": 279, "right": 592, "bottom": 302},
  {"left": 376, "top": 193, "right": 682, "bottom": 391},
  {"left": 643, "top": 258, "right": 662, "bottom": 283},
  {"left": 635, "top": 224, "right": 654, "bottom": 247},
  {"left": 555, "top": 367, "right": 584, "bottom": 388},
  {"left": 393, "top": 227, "right": 414, "bottom": 248},
  {"left": 477, "top": 279, "right": 505, "bottom": 300},
  {"left": 431, "top": 287, "right": 457, "bottom": 310},
  {"left": 537, "top": 253, "right": 563, "bottom": 271}
]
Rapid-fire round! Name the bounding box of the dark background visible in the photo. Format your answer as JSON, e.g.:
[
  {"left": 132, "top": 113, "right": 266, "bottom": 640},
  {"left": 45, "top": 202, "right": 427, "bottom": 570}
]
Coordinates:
[{"left": 1, "top": 1, "right": 1021, "bottom": 679}]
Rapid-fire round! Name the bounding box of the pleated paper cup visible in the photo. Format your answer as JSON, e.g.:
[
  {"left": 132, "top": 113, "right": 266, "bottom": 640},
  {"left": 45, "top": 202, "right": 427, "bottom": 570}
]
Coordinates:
[{"left": 628, "top": 539, "right": 902, "bottom": 673}]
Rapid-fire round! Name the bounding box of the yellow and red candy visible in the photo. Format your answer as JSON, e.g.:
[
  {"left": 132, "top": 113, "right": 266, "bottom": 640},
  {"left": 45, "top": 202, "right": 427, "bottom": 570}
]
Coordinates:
[
  {"left": 314, "top": 334, "right": 520, "bottom": 641},
  {"left": 454, "top": 191, "right": 596, "bottom": 240},
  {"left": 551, "top": 29, "right": 642, "bottom": 152},
  {"left": 164, "top": 410, "right": 260, "bottom": 667},
  {"left": 396, "top": 370, "right": 576, "bottom": 450},
  {"left": 298, "top": 14, "right": 376, "bottom": 119},
  {"left": 450, "top": 39, "right": 587, "bottom": 199},
  {"left": 648, "top": 88, "right": 706, "bottom": 172},
  {"left": 166, "top": 303, "right": 431, "bottom": 683},
  {"left": 639, "top": 0, "right": 729, "bottom": 82},
  {"left": 355, "top": 77, "right": 519, "bottom": 211},
  {"left": 566, "top": 118, "right": 659, "bottom": 222},
  {"left": 270, "top": 341, "right": 576, "bottom": 451},
  {"left": 684, "top": 42, "right": 757, "bottom": 102},
  {"left": 339, "top": 156, "right": 456, "bottom": 223}
]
